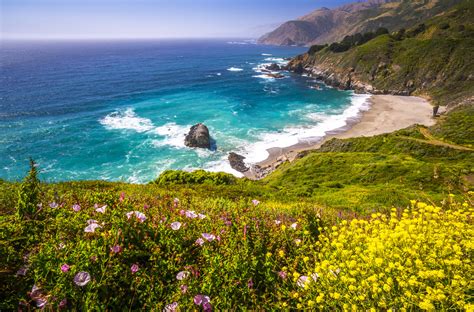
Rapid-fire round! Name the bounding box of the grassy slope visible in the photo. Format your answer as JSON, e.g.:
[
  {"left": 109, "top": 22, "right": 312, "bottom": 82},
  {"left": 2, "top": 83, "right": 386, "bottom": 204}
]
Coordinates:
[{"left": 302, "top": 0, "right": 474, "bottom": 105}]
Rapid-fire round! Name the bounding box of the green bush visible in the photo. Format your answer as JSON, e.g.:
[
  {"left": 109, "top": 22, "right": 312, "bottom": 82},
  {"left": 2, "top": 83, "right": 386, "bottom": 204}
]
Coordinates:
[{"left": 154, "top": 170, "right": 237, "bottom": 186}]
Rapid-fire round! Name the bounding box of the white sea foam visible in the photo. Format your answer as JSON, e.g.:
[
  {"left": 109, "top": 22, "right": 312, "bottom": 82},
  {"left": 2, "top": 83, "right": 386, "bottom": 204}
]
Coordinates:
[
  {"left": 100, "top": 108, "right": 154, "bottom": 133},
  {"left": 252, "top": 74, "right": 276, "bottom": 81},
  {"left": 263, "top": 57, "right": 288, "bottom": 65},
  {"left": 261, "top": 53, "right": 272, "bottom": 56},
  {"left": 204, "top": 158, "right": 244, "bottom": 178},
  {"left": 227, "top": 67, "right": 244, "bottom": 72},
  {"left": 152, "top": 122, "right": 190, "bottom": 148},
  {"left": 239, "top": 93, "right": 372, "bottom": 164}
]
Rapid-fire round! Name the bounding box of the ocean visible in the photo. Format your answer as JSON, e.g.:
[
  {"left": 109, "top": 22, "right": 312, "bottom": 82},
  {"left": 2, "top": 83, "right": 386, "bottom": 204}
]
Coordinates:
[{"left": 0, "top": 39, "right": 370, "bottom": 183}]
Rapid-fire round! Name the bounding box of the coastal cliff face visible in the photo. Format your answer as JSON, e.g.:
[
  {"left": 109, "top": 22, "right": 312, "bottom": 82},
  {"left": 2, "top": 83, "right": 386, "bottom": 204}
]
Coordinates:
[
  {"left": 286, "top": 1, "right": 474, "bottom": 107},
  {"left": 258, "top": 0, "right": 463, "bottom": 46}
]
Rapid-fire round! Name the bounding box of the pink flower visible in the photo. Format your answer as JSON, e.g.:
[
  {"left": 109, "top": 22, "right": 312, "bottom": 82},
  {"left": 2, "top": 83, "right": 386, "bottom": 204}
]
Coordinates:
[
  {"left": 201, "top": 233, "right": 216, "bottom": 242},
  {"left": 84, "top": 220, "right": 102, "bottom": 233},
  {"left": 278, "top": 271, "right": 287, "bottom": 279},
  {"left": 170, "top": 222, "right": 181, "bottom": 231},
  {"left": 194, "top": 295, "right": 210, "bottom": 306},
  {"left": 274, "top": 220, "right": 281, "bottom": 225},
  {"left": 95, "top": 204, "right": 106, "bottom": 214},
  {"left": 198, "top": 213, "right": 207, "bottom": 220},
  {"left": 185, "top": 210, "right": 198, "bottom": 219},
  {"left": 180, "top": 285, "right": 188, "bottom": 294},
  {"left": 247, "top": 278, "right": 254, "bottom": 289},
  {"left": 173, "top": 198, "right": 179, "bottom": 207},
  {"left": 130, "top": 264, "right": 139, "bottom": 274},
  {"left": 176, "top": 271, "right": 190, "bottom": 281},
  {"left": 290, "top": 222, "right": 297, "bottom": 230},
  {"left": 126, "top": 211, "right": 147, "bottom": 223},
  {"left": 72, "top": 204, "right": 81, "bottom": 212},
  {"left": 119, "top": 192, "right": 125, "bottom": 202},
  {"left": 110, "top": 245, "right": 122, "bottom": 253},
  {"left": 59, "top": 298, "right": 68, "bottom": 309},
  {"left": 195, "top": 238, "right": 205, "bottom": 246},
  {"left": 164, "top": 302, "right": 178, "bottom": 312},
  {"left": 74, "top": 271, "right": 91, "bottom": 286},
  {"left": 49, "top": 202, "right": 59, "bottom": 208},
  {"left": 61, "top": 264, "right": 70, "bottom": 272},
  {"left": 252, "top": 199, "right": 260, "bottom": 206}
]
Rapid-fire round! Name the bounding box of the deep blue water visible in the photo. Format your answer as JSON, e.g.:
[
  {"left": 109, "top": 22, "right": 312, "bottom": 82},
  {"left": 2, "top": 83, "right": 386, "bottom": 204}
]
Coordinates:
[{"left": 0, "top": 39, "right": 369, "bottom": 183}]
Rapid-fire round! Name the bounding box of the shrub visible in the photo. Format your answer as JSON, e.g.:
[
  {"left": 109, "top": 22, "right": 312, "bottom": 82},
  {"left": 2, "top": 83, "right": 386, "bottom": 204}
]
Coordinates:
[
  {"left": 16, "top": 158, "right": 41, "bottom": 219},
  {"left": 154, "top": 170, "right": 237, "bottom": 186}
]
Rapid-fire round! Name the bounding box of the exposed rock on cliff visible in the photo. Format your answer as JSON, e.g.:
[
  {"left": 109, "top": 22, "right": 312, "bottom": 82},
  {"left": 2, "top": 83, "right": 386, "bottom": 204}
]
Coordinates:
[
  {"left": 258, "top": 0, "right": 463, "bottom": 46},
  {"left": 184, "top": 123, "right": 211, "bottom": 149}
]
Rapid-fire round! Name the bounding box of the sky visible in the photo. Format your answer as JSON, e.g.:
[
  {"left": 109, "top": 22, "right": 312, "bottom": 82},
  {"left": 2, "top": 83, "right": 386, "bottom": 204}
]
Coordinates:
[{"left": 1, "top": 0, "right": 355, "bottom": 39}]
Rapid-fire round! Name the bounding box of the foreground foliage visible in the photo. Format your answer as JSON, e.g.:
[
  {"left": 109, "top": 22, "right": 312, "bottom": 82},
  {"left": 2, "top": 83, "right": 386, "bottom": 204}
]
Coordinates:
[{"left": 1, "top": 175, "right": 473, "bottom": 310}]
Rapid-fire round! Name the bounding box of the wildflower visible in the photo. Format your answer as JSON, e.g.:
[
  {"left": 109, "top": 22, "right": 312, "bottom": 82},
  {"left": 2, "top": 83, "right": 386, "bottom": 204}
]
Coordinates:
[
  {"left": 297, "top": 276, "right": 310, "bottom": 288},
  {"left": 130, "top": 264, "right": 139, "bottom": 274},
  {"left": 59, "top": 298, "right": 67, "bottom": 309},
  {"left": 225, "top": 220, "right": 232, "bottom": 226},
  {"left": 72, "top": 204, "right": 81, "bottom": 212},
  {"left": 195, "top": 238, "right": 205, "bottom": 246},
  {"left": 49, "top": 202, "right": 59, "bottom": 208},
  {"left": 185, "top": 210, "right": 198, "bottom": 219},
  {"left": 198, "top": 213, "right": 207, "bottom": 219},
  {"left": 126, "top": 211, "right": 147, "bottom": 223},
  {"left": 84, "top": 220, "right": 102, "bottom": 233},
  {"left": 180, "top": 285, "right": 188, "bottom": 294},
  {"left": 311, "top": 273, "right": 319, "bottom": 281},
  {"left": 173, "top": 198, "right": 179, "bottom": 207},
  {"left": 110, "top": 245, "right": 122, "bottom": 253},
  {"left": 252, "top": 199, "right": 260, "bottom": 206},
  {"left": 119, "top": 192, "right": 125, "bottom": 202},
  {"left": 275, "top": 220, "right": 281, "bottom": 225},
  {"left": 163, "top": 302, "right": 178, "bottom": 312},
  {"left": 248, "top": 278, "right": 254, "bottom": 289},
  {"left": 95, "top": 204, "right": 106, "bottom": 214},
  {"left": 61, "top": 264, "right": 70, "bottom": 272},
  {"left": 194, "top": 295, "right": 211, "bottom": 309},
  {"left": 295, "top": 239, "right": 302, "bottom": 245},
  {"left": 58, "top": 242, "right": 66, "bottom": 249},
  {"left": 202, "top": 233, "right": 216, "bottom": 242},
  {"left": 278, "top": 271, "right": 287, "bottom": 279},
  {"left": 16, "top": 266, "right": 28, "bottom": 276},
  {"left": 74, "top": 271, "right": 91, "bottom": 286},
  {"left": 291, "top": 223, "right": 297, "bottom": 230},
  {"left": 176, "top": 271, "right": 190, "bottom": 281},
  {"left": 170, "top": 222, "right": 181, "bottom": 230}
]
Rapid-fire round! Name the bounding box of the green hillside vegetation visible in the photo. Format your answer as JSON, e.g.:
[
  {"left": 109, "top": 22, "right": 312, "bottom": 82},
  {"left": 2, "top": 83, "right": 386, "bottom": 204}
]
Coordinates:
[
  {"left": 299, "top": 0, "right": 474, "bottom": 106},
  {"left": 1, "top": 104, "right": 472, "bottom": 309}
]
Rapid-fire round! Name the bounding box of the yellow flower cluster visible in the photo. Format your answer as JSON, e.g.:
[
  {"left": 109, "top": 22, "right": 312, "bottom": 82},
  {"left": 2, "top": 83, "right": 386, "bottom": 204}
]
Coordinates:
[{"left": 302, "top": 199, "right": 474, "bottom": 311}]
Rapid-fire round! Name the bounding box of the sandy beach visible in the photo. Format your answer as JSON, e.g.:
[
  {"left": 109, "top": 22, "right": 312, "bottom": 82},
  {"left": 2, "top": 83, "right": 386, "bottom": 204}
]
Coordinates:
[{"left": 244, "top": 95, "right": 436, "bottom": 179}]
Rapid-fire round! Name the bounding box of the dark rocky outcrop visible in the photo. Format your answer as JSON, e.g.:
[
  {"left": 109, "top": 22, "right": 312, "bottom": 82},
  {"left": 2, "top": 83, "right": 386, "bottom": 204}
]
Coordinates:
[
  {"left": 228, "top": 152, "right": 249, "bottom": 173},
  {"left": 266, "top": 63, "right": 282, "bottom": 71},
  {"left": 184, "top": 123, "right": 211, "bottom": 149}
]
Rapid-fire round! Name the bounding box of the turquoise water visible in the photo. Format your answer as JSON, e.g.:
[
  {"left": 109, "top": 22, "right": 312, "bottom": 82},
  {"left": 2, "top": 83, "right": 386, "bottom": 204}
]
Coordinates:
[{"left": 0, "top": 40, "right": 369, "bottom": 183}]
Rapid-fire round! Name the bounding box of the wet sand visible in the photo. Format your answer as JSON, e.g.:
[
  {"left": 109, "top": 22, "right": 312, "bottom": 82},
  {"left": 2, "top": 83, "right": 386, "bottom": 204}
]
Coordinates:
[{"left": 244, "top": 95, "right": 436, "bottom": 179}]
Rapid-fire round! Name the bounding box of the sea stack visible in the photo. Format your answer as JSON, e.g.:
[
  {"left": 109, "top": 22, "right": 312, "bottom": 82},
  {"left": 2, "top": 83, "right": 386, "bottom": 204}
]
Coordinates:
[{"left": 184, "top": 123, "right": 211, "bottom": 149}]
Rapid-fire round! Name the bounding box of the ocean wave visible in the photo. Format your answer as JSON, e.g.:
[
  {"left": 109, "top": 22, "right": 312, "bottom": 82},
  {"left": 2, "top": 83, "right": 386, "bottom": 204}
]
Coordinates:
[
  {"left": 238, "top": 93, "right": 372, "bottom": 164},
  {"left": 99, "top": 108, "right": 154, "bottom": 133},
  {"left": 263, "top": 57, "right": 288, "bottom": 65},
  {"left": 227, "top": 67, "right": 244, "bottom": 72},
  {"left": 152, "top": 122, "right": 190, "bottom": 148},
  {"left": 253, "top": 74, "right": 276, "bottom": 81},
  {"left": 261, "top": 53, "right": 272, "bottom": 56}
]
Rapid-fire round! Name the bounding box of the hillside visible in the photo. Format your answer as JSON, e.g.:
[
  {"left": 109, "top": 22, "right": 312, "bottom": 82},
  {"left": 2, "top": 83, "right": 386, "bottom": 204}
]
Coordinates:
[
  {"left": 1, "top": 103, "right": 473, "bottom": 310},
  {"left": 258, "top": 0, "right": 463, "bottom": 46},
  {"left": 286, "top": 0, "right": 474, "bottom": 107}
]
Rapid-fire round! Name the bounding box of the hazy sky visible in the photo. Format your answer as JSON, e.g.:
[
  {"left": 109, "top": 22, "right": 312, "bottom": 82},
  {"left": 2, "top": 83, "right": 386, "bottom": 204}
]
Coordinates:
[{"left": 1, "top": 0, "right": 355, "bottom": 39}]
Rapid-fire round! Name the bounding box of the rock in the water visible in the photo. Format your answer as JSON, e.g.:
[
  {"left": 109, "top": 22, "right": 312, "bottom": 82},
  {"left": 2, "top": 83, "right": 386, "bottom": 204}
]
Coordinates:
[
  {"left": 266, "top": 63, "right": 281, "bottom": 71},
  {"left": 184, "top": 123, "right": 211, "bottom": 149},
  {"left": 228, "top": 152, "right": 249, "bottom": 173}
]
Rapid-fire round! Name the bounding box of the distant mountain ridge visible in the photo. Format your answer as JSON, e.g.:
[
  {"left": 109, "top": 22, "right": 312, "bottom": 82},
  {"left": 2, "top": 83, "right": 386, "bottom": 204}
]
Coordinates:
[{"left": 258, "top": 0, "right": 464, "bottom": 46}]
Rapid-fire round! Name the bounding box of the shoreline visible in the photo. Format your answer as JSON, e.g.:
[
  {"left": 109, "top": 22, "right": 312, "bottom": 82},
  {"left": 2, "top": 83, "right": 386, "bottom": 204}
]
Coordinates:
[{"left": 243, "top": 95, "right": 436, "bottom": 180}]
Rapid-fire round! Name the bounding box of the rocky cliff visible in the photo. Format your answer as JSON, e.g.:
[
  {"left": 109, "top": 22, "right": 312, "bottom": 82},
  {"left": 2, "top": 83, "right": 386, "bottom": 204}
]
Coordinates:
[
  {"left": 258, "top": 0, "right": 463, "bottom": 46},
  {"left": 286, "top": 0, "right": 474, "bottom": 107}
]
